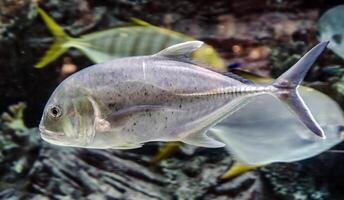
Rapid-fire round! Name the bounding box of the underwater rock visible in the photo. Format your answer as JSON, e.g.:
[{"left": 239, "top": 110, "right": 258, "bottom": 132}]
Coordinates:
[
  {"left": 1, "top": 123, "right": 343, "bottom": 199},
  {"left": 0, "top": 0, "right": 36, "bottom": 41},
  {"left": 261, "top": 163, "right": 330, "bottom": 200},
  {"left": 0, "top": 119, "right": 268, "bottom": 199},
  {"left": 1, "top": 102, "right": 28, "bottom": 132}
]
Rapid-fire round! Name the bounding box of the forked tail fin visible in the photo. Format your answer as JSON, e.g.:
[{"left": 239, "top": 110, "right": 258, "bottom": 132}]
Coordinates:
[
  {"left": 272, "top": 41, "right": 329, "bottom": 138},
  {"left": 35, "top": 7, "right": 74, "bottom": 68}
]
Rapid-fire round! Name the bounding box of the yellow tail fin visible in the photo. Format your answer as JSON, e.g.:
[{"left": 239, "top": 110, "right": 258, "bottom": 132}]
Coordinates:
[{"left": 35, "top": 7, "right": 72, "bottom": 68}]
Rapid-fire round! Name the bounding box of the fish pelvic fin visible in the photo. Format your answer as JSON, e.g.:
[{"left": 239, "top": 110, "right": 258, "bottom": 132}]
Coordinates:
[
  {"left": 272, "top": 42, "right": 329, "bottom": 138},
  {"left": 35, "top": 7, "right": 75, "bottom": 68}
]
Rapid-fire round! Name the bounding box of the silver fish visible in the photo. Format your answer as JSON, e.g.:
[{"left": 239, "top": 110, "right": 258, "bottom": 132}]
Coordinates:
[{"left": 39, "top": 41, "right": 328, "bottom": 149}]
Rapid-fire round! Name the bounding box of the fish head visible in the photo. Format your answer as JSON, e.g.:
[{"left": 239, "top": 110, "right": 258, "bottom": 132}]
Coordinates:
[{"left": 39, "top": 83, "right": 95, "bottom": 147}]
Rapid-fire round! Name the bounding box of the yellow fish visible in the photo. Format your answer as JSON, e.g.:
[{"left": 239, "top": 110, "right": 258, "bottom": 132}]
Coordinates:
[{"left": 35, "top": 7, "right": 224, "bottom": 69}]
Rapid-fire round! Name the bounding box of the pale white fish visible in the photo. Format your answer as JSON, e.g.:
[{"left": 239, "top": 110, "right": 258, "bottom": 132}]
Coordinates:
[
  {"left": 317, "top": 5, "right": 344, "bottom": 59},
  {"left": 39, "top": 41, "right": 328, "bottom": 149},
  {"left": 209, "top": 87, "right": 344, "bottom": 165}
]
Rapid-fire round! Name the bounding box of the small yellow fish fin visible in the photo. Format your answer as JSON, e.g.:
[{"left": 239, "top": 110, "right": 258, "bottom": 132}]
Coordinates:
[
  {"left": 37, "top": 7, "right": 71, "bottom": 40},
  {"left": 35, "top": 7, "right": 74, "bottom": 68},
  {"left": 130, "top": 17, "right": 153, "bottom": 27},
  {"left": 34, "top": 41, "right": 68, "bottom": 68},
  {"left": 151, "top": 142, "right": 182, "bottom": 165},
  {"left": 192, "top": 45, "right": 225, "bottom": 69},
  {"left": 221, "top": 161, "right": 262, "bottom": 180}
]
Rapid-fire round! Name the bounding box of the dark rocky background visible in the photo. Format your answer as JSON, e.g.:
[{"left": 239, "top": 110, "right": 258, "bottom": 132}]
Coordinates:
[{"left": 1, "top": 0, "right": 344, "bottom": 199}]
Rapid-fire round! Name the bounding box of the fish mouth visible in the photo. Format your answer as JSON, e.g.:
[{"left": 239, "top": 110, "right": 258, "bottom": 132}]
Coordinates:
[
  {"left": 39, "top": 125, "right": 65, "bottom": 137},
  {"left": 39, "top": 125, "right": 81, "bottom": 146}
]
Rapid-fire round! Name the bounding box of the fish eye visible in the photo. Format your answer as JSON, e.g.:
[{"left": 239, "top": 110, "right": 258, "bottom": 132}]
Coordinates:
[{"left": 49, "top": 105, "right": 62, "bottom": 119}]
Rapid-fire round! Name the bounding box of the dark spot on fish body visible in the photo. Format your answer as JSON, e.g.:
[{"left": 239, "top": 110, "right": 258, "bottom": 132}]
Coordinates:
[{"left": 333, "top": 34, "right": 342, "bottom": 44}]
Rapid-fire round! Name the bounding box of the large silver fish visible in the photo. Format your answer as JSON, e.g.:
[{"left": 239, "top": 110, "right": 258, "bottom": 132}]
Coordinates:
[{"left": 39, "top": 41, "right": 328, "bottom": 149}]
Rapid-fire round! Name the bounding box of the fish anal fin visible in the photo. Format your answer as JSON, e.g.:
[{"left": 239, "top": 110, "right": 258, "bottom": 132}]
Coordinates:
[
  {"left": 221, "top": 161, "right": 262, "bottom": 180},
  {"left": 181, "top": 130, "right": 225, "bottom": 148},
  {"left": 154, "top": 41, "right": 203, "bottom": 59}
]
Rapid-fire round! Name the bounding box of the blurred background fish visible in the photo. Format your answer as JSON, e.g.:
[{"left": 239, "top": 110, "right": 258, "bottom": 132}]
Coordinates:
[
  {"left": 35, "top": 7, "right": 225, "bottom": 70},
  {"left": 317, "top": 5, "right": 344, "bottom": 60}
]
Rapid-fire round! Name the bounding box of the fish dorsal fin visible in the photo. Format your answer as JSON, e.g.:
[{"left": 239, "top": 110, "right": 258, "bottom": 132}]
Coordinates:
[{"left": 154, "top": 41, "right": 204, "bottom": 59}]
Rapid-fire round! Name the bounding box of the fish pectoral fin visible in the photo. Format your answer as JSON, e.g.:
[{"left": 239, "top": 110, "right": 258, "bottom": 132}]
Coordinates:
[
  {"left": 181, "top": 130, "right": 225, "bottom": 148},
  {"left": 86, "top": 96, "right": 111, "bottom": 132},
  {"left": 154, "top": 41, "right": 203, "bottom": 59},
  {"left": 110, "top": 143, "right": 143, "bottom": 149},
  {"left": 221, "top": 161, "right": 262, "bottom": 180}
]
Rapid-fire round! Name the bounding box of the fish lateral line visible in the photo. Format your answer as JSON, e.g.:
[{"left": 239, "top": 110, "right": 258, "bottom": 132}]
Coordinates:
[{"left": 174, "top": 85, "right": 275, "bottom": 97}]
